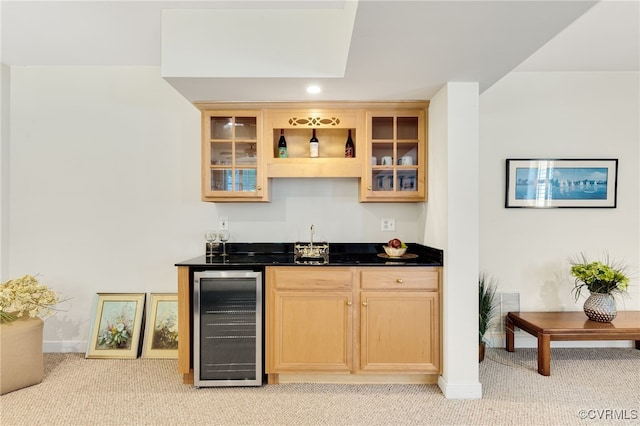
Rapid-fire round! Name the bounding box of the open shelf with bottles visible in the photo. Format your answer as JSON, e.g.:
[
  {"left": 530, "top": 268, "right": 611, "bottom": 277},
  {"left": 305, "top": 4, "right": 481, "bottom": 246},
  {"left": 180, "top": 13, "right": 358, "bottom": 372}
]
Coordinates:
[
  {"left": 271, "top": 128, "right": 357, "bottom": 159},
  {"left": 264, "top": 110, "right": 363, "bottom": 178}
]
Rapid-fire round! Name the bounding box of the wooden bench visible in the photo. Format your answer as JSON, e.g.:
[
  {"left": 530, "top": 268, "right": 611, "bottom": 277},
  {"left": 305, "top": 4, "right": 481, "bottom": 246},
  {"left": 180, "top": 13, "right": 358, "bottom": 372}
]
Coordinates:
[{"left": 505, "top": 311, "right": 640, "bottom": 376}]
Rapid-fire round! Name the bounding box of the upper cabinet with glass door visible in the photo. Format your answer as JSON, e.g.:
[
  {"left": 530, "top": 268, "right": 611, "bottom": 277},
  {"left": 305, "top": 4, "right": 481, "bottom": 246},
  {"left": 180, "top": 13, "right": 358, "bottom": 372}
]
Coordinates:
[
  {"left": 201, "top": 110, "right": 268, "bottom": 202},
  {"left": 360, "top": 106, "right": 428, "bottom": 202}
]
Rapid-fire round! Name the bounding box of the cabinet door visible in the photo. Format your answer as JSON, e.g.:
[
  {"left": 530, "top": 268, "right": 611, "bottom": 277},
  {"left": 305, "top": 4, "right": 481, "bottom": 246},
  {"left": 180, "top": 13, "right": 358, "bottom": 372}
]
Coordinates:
[
  {"left": 202, "top": 110, "right": 268, "bottom": 202},
  {"left": 360, "top": 110, "right": 427, "bottom": 202},
  {"left": 360, "top": 291, "right": 439, "bottom": 373},
  {"left": 269, "top": 290, "right": 353, "bottom": 372}
]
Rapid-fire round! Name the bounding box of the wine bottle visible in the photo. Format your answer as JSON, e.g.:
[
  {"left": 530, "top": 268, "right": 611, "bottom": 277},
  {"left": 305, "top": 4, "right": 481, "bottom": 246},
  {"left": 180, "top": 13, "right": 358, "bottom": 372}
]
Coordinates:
[
  {"left": 344, "top": 129, "right": 354, "bottom": 158},
  {"left": 277, "top": 129, "right": 288, "bottom": 158},
  {"left": 309, "top": 128, "right": 319, "bottom": 158}
]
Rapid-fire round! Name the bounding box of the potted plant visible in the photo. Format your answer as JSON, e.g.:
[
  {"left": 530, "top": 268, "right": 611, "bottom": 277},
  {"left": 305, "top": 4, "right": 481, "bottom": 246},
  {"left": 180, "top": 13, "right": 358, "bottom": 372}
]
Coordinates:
[
  {"left": 570, "top": 254, "right": 629, "bottom": 323},
  {"left": 0, "top": 274, "right": 66, "bottom": 394},
  {"left": 478, "top": 272, "right": 498, "bottom": 362},
  {"left": 0, "top": 274, "right": 63, "bottom": 323}
]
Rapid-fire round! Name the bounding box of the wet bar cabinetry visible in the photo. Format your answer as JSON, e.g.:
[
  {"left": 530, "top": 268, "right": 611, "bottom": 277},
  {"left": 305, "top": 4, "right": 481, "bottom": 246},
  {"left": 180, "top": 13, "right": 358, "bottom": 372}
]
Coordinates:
[
  {"left": 201, "top": 110, "right": 267, "bottom": 202},
  {"left": 175, "top": 244, "right": 443, "bottom": 385},
  {"left": 264, "top": 109, "right": 362, "bottom": 178},
  {"left": 360, "top": 109, "right": 427, "bottom": 202},
  {"left": 265, "top": 266, "right": 441, "bottom": 384},
  {"left": 195, "top": 102, "right": 429, "bottom": 203}
]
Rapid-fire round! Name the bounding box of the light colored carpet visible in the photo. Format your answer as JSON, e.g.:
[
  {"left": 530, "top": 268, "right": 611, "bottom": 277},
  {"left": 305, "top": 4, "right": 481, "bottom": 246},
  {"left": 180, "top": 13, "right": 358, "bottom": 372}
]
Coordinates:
[{"left": 0, "top": 348, "right": 638, "bottom": 425}]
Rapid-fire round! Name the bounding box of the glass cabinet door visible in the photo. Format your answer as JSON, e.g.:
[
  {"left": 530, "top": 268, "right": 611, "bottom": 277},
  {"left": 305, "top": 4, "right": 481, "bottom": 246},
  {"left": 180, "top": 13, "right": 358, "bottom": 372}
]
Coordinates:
[
  {"left": 364, "top": 111, "right": 425, "bottom": 202},
  {"left": 203, "top": 112, "right": 265, "bottom": 201}
]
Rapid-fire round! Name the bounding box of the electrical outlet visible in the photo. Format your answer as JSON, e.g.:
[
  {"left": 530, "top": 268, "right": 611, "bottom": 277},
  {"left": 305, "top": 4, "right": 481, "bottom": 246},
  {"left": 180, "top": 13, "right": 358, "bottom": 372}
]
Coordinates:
[
  {"left": 381, "top": 218, "right": 395, "bottom": 232},
  {"left": 219, "top": 217, "right": 229, "bottom": 231}
]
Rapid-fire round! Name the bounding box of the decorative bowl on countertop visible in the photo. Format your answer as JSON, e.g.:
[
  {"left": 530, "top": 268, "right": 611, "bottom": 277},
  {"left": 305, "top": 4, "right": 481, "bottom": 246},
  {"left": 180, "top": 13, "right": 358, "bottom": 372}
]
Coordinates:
[{"left": 383, "top": 246, "right": 407, "bottom": 258}]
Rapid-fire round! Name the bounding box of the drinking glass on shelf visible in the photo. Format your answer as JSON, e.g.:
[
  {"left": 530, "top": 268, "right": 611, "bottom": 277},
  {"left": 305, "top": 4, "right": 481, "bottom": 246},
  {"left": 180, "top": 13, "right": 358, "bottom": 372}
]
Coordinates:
[
  {"left": 219, "top": 230, "right": 230, "bottom": 256},
  {"left": 205, "top": 231, "right": 218, "bottom": 257}
]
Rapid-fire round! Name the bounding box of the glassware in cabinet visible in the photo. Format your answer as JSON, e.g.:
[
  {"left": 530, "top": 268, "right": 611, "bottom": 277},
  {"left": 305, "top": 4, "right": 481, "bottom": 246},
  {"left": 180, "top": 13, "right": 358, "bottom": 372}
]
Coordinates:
[
  {"left": 362, "top": 109, "right": 426, "bottom": 202},
  {"left": 202, "top": 111, "right": 266, "bottom": 202}
]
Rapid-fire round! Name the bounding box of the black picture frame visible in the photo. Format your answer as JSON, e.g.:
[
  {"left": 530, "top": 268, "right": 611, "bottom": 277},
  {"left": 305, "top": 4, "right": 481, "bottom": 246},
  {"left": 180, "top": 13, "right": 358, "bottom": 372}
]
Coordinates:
[{"left": 505, "top": 158, "right": 618, "bottom": 208}]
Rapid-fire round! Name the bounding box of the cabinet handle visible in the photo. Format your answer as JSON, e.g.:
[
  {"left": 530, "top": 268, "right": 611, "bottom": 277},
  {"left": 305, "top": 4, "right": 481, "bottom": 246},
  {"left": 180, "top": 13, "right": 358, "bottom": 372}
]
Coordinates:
[
  {"left": 362, "top": 302, "right": 367, "bottom": 307},
  {"left": 257, "top": 186, "right": 262, "bottom": 191},
  {"left": 367, "top": 185, "right": 372, "bottom": 190},
  {"left": 347, "top": 301, "right": 352, "bottom": 306},
  {"left": 396, "top": 278, "right": 404, "bottom": 284}
]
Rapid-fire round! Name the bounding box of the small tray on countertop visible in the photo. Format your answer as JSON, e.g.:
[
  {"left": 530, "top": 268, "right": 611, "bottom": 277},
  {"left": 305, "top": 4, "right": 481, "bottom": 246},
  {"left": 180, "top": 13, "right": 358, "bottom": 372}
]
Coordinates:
[{"left": 377, "top": 253, "right": 419, "bottom": 260}]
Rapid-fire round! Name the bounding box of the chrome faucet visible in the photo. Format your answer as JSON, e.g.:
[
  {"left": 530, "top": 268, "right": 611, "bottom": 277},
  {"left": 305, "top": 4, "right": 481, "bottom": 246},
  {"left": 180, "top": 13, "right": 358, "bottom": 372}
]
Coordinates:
[
  {"left": 310, "top": 224, "right": 314, "bottom": 249},
  {"left": 293, "top": 224, "right": 329, "bottom": 263}
]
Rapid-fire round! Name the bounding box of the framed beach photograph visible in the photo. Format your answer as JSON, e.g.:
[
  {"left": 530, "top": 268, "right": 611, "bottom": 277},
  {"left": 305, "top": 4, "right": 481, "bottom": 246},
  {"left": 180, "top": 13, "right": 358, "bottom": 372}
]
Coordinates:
[
  {"left": 505, "top": 159, "right": 618, "bottom": 208},
  {"left": 86, "top": 293, "right": 146, "bottom": 359},
  {"left": 142, "top": 293, "right": 179, "bottom": 359}
]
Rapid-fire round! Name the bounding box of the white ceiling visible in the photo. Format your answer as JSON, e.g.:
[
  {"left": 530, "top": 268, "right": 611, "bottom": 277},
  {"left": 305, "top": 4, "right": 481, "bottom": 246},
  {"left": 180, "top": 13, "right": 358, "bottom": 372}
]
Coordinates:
[{"left": 2, "top": 0, "right": 638, "bottom": 102}]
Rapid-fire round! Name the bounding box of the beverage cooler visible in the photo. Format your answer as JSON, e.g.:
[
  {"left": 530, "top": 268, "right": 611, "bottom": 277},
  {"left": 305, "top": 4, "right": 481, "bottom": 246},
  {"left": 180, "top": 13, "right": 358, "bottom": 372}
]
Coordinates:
[{"left": 193, "top": 270, "right": 262, "bottom": 387}]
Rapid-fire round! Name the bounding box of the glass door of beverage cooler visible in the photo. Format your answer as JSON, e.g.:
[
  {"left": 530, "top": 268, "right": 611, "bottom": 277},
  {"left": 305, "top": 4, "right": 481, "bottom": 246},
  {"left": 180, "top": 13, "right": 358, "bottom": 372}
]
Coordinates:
[{"left": 193, "top": 270, "right": 263, "bottom": 387}]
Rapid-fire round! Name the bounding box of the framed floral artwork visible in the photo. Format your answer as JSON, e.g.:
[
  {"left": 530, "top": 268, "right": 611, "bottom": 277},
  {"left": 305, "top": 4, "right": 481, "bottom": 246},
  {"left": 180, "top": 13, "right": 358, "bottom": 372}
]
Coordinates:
[
  {"left": 142, "top": 293, "right": 178, "bottom": 358},
  {"left": 85, "top": 293, "right": 146, "bottom": 359}
]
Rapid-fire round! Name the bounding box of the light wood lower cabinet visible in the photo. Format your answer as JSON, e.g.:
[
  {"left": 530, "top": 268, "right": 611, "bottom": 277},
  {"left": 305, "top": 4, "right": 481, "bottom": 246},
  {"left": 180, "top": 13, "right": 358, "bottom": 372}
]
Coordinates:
[
  {"left": 266, "top": 267, "right": 355, "bottom": 373},
  {"left": 359, "top": 268, "right": 440, "bottom": 373},
  {"left": 270, "top": 290, "right": 353, "bottom": 372},
  {"left": 266, "top": 266, "right": 441, "bottom": 381},
  {"left": 360, "top": 290, "right": 439, "bottom": 373}
]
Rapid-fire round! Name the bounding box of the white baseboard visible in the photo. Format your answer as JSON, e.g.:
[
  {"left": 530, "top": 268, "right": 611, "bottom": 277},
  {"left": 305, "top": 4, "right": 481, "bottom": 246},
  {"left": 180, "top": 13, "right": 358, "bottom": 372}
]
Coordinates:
[
  {"left": 43, "top": 341, "right": 87, "bottom": 353},
  {"left": 43, "top": 336, "right": 636, "bottom": 354},
  {"left": 437, "top": 376, "right": 482, "bottom": 399}
]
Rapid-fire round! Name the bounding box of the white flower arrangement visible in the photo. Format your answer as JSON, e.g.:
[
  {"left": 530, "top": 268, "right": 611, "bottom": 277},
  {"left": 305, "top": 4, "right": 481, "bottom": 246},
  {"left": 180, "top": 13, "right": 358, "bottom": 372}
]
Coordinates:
[
  {"left": 97, "top": 314, "right": 133, "bottom": 349},
  {"left": 0, "top": 274, "right": 63, "bottom": 323}
]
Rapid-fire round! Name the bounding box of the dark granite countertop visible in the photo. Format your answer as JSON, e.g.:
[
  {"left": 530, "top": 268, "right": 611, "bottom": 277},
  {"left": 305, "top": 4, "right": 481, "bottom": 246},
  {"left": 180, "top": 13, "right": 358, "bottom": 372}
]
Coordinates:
[{"left": 175, "top": 243, "right": 443, "bottom": 267}]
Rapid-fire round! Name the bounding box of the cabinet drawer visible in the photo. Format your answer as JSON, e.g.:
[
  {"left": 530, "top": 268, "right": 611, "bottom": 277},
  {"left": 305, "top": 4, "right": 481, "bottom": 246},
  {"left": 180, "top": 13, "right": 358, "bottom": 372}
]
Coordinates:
[
  {"left": 360, "top": 267, "right": 439, "bottom": 290},
  {"left": 269, "top": 266, "right": 354, "bottom": 290}
]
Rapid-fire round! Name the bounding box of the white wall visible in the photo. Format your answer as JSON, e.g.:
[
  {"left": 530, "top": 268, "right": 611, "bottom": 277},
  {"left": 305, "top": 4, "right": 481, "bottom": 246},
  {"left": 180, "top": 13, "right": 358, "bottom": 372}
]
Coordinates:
[
  {"left": 7, "top": 66, "right": 426, "bottom": 351},
  {"left": 480, "top": 72, "right": 640, "bottom": 346},
  {"left": 8, "top": 66, "right": 637, "bottom": 361},
  {"left": 1, "top": 64, "right": 9, "bottom": 281}
]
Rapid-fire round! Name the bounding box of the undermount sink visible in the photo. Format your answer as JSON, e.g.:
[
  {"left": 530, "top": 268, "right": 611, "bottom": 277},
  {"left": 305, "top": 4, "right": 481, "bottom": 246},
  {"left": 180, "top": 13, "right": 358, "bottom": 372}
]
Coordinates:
[{"left": 294, "top": 241, "right": 329, "bottom": 264}]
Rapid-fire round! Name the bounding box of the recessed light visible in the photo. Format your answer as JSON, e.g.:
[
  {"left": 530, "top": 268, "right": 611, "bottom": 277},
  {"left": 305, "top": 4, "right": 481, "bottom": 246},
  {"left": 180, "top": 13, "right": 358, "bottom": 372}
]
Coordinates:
[{"left": 306, "top": 85, "right": 321, "bottom": 94}]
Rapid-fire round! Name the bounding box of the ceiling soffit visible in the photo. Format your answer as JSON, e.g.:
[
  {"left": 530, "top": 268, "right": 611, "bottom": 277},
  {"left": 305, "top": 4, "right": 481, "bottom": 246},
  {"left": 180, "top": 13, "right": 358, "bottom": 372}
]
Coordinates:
[{"left": 161, "top": 2, "right": 358, "bottom": 78}]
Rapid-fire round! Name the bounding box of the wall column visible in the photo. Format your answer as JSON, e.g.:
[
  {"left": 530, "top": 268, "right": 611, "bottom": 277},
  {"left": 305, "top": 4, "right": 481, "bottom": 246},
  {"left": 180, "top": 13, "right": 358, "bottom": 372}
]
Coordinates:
[{"left": 425, "top": 82, "right": 481, "bottom": 398}]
